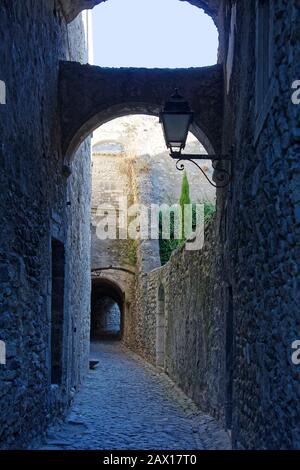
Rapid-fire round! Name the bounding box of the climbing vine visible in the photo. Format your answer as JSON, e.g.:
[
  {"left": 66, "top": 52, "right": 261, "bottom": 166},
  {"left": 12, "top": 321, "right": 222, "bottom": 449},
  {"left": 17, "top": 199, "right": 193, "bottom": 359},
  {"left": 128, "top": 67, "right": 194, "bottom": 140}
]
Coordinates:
[{"left": 127, "top": 240, "right": 138, "bottom": 266}]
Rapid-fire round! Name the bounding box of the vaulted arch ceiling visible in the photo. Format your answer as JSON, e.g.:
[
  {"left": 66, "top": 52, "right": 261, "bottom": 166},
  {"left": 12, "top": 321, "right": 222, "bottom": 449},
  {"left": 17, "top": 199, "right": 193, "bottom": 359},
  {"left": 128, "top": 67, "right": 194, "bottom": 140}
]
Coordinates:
[
  {"left": 59, "top": 0, "right": 220, "bottom": 25},
  {"left": 91, "top": 278, "right": 124, "bottom": 309},
  {"left": 59, "top": 62, "right": 223, "bottom": 161}
]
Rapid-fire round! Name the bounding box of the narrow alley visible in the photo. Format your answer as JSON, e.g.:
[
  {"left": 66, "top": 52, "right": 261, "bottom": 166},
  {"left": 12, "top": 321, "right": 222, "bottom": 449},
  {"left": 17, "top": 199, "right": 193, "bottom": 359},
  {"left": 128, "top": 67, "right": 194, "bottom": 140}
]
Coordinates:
[
  {"left": 1, "top": 0, "right": 300, "bottom": 454},
  {"left": 40, "top": 342, "right": 230, "bottom": 450}
]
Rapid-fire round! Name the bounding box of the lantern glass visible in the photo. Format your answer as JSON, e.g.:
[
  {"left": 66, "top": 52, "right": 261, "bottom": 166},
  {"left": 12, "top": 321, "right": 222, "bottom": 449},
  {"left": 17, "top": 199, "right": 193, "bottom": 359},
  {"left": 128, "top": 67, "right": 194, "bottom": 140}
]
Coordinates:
[
  {"left": 160, "top": 90, "right": 194, "bottom": 153},
  {"left": 160, "top": 113, "right": 192, "bottom": 151}
]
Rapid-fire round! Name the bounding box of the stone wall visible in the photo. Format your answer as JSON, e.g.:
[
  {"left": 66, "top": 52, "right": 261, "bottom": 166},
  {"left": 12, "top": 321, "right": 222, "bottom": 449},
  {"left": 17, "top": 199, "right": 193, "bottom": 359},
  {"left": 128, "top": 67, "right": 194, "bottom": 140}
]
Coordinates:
[
  {"left": 222, "top": 0, "right": 300, "bottom": 450},
  {"left": 91, "top": 151, "right": 136, "bottom": 271},
  {"left": 0, "top": 2, "right": 91, "bottom": 449},
  {"left": 91, "top": 141, "right": 137, "bottom": 340},
  {"left": 135, "top": 219, "right": 226, "bottom": 421},
  {"left": 128, "top": 0, "right": 300, "bottom": 450},
  {"left": 92, "top": 116, "right": 215, "bottom": 205},
  {"left": 90, "top": 115, "right": 216, "bottom": 350}
]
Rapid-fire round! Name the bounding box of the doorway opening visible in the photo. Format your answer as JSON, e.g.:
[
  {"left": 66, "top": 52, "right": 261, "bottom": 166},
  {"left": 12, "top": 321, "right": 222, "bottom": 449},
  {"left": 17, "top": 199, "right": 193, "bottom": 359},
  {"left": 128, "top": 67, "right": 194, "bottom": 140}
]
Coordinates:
[{"left": 91, "top": 279, "right": 124, "bottom": 340}]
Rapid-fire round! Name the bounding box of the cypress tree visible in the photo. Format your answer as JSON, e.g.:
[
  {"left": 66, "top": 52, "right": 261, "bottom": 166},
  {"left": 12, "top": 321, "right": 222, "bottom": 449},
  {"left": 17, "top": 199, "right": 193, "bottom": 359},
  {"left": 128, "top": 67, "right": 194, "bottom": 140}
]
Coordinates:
[{"left": 179, "top": 171, "right": 191, "bottom": 239}]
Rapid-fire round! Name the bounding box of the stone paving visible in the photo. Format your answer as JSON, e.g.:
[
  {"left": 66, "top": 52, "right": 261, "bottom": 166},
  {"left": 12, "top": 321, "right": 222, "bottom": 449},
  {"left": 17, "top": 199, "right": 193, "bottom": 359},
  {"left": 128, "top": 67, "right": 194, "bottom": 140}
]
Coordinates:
[{"left": 40, "top": 342, "right": 231, "bottom": 450}]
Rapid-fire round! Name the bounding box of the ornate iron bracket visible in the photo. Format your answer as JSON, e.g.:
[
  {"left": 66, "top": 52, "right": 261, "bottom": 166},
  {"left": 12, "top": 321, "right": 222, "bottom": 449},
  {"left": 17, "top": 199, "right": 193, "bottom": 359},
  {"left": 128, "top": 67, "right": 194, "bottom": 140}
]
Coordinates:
[{"left": 170, "top": 152, "right": 232, "bottom": 188}]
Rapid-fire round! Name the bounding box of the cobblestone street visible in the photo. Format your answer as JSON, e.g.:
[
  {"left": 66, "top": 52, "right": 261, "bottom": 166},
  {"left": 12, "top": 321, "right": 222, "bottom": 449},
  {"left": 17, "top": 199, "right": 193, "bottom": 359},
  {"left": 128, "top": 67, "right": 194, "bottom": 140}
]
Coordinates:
[{"left": 40, "top": 342, "right": 231, "bottom": 450}]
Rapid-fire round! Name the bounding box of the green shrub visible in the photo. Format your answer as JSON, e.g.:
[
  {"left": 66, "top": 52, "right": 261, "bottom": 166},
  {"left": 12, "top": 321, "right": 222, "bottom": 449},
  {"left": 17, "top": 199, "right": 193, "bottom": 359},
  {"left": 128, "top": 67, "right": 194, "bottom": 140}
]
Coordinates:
[{"left": 159, "top": 173, "right": 216, "bottom": 265}]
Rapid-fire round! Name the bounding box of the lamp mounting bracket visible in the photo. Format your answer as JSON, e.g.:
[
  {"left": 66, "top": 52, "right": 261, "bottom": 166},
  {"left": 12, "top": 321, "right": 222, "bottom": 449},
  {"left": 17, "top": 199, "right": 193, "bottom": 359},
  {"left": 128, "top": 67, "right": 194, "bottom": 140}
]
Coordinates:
[{"left": 170, "top": 151, "right": 232, "bottom": 188}]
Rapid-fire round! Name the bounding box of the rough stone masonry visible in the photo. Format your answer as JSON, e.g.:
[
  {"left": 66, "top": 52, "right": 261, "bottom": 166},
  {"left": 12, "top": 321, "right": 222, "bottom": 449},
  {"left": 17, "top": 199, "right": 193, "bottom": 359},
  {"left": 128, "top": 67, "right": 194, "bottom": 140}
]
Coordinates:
[
  {"left": 132, "top": 1, "right": 300, "bottom": 450},
  {"left": 0, "top": 2, "right": 91, "bottom": 449}
]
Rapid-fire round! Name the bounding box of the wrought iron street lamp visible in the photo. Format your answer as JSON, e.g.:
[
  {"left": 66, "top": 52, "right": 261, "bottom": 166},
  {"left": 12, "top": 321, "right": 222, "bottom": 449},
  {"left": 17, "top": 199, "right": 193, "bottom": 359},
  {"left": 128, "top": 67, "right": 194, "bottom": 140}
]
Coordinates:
[
  {"left": 160, "top": 90, "right": 232, "bottom": 188},
  {"left": 159, "top": 89, "right": 194, "bottom": 154}
]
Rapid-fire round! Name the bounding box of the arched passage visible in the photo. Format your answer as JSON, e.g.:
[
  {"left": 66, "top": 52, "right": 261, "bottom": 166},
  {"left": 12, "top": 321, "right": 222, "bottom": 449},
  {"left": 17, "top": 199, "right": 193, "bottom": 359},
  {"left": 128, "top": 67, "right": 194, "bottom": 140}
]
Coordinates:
[
  {"left": 59, "top": 62, "right": 223, "bottom": 162},
  {"left": 91, "top": 278, "right": 125, "bottom": 340},
  {"left": 60, "top": 1, "right": 221, "bottom": 26}
]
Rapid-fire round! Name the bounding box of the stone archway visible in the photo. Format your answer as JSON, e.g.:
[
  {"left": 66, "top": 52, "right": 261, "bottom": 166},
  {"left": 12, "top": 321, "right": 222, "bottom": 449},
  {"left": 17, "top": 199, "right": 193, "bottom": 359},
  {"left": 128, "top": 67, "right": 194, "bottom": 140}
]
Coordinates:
[
  {"left": 91, "top": 277, "right": 125, "bottom": 340},
  {"left": 59, "top": 1, "right": 221, "bottom": 26},
  {"left": 59, "top": 62, "right": 224, "bottom": 163}
]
